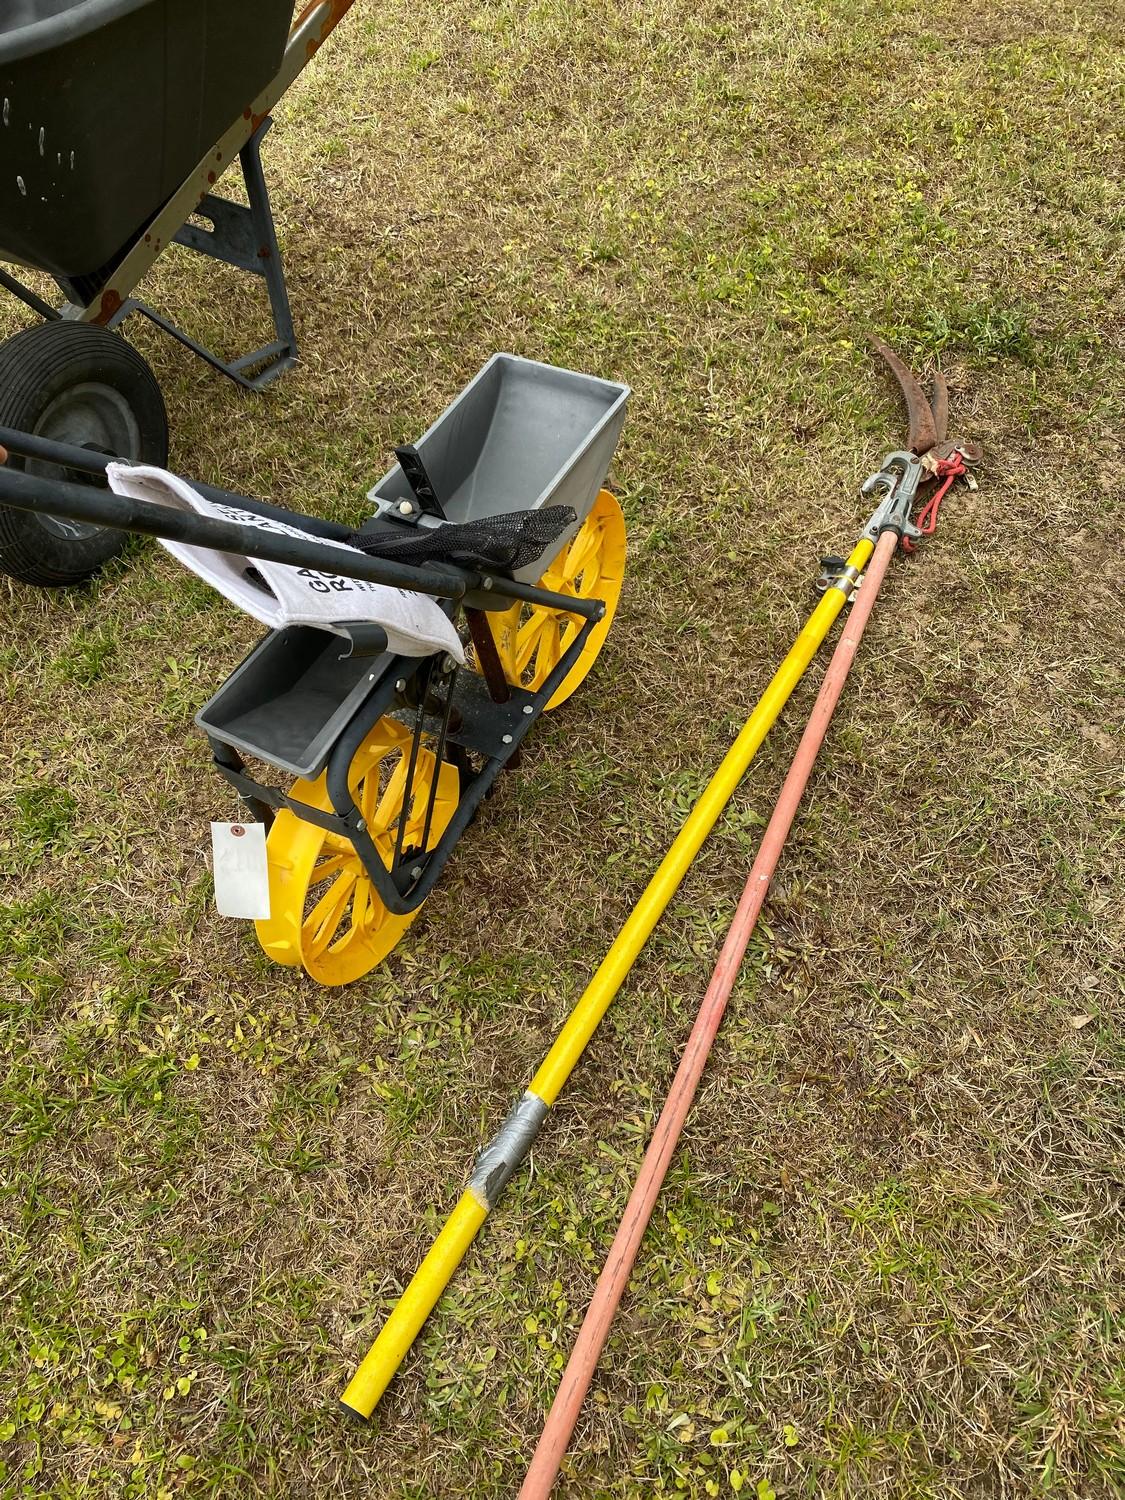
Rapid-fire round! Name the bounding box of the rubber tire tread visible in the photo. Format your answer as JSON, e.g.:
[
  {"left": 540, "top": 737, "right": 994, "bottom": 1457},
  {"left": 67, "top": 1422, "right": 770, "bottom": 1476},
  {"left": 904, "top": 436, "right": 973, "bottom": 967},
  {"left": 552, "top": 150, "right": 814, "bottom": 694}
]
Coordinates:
[{"left": 0, "top": 321, "right": 168, "bottom": 587}]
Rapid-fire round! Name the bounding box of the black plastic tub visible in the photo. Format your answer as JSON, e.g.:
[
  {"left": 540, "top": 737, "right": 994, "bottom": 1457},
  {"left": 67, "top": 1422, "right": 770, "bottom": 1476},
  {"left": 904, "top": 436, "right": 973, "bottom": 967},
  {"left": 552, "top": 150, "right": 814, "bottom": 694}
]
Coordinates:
[{"left": 0, "top": 0, "right": 295, "bottom": 281}]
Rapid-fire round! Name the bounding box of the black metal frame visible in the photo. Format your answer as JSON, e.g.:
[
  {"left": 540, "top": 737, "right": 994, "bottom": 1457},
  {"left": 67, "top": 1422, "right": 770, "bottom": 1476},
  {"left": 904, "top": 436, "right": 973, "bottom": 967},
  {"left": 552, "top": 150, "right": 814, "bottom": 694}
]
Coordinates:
[
  {"left": 105, "top": 119, "right": 297, "bottom": 390},
  {"left": 0, "top": 426, "right": 608, "bottom": 919},
  {"left": 207, "top": 614, "right": 596, "bottom": 917},
  {"left": 0, "top": 117, "right": 296, "bottom": 391}
]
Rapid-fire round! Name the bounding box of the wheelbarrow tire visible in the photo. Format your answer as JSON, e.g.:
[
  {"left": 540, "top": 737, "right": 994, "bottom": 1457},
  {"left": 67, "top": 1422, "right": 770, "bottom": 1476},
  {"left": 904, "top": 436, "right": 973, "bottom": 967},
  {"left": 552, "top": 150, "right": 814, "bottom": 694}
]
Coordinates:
[{"left": 0, "top": 320, "right": 168, "bottom": 588}]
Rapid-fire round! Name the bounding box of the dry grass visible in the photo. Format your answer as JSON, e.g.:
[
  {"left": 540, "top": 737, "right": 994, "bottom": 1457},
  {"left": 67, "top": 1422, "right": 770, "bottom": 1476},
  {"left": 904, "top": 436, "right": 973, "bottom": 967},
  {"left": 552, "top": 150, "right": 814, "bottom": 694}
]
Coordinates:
[{"left": 1, "top": 0, "right": 1124, "bottom": 1496}]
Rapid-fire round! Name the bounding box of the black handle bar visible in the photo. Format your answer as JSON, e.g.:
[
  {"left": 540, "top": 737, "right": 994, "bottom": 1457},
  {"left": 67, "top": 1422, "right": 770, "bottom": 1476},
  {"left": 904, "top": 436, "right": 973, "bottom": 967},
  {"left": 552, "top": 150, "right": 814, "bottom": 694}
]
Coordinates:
[
  {"left": 0, "top": 422, "right": 353, "bottom": 541},
  {"left": 0, "top": 463, "right": 469, "bottom": 599},
  {"left": 0, "top": 426, "right": 604, "bottom": 619}
]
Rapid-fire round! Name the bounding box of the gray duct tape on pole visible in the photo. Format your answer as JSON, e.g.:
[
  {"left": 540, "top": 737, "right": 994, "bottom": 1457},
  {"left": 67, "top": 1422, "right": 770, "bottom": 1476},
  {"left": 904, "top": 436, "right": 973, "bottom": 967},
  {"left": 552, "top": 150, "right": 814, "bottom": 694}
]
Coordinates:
[{"left": 467, "top": 1092, "right": 551, "bottom": 1210}]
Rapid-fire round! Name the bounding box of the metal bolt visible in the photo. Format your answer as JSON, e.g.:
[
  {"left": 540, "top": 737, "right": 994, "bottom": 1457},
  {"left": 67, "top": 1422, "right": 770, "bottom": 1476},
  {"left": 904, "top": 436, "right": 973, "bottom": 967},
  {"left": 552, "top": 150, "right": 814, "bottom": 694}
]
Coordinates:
[
  {"left": 398, "top": 500, "right": 414, "bottom": 516},
  {"left": 443, "top": 654, "right": 459, "bottom": 674},
  {"left": 502, "top": 733, "right": 513, "bottom": 745},
  {"left": 395, "top": 678, "right": 407, "bottom": 692},
  {"left": 522, "top": 704, "right": 533, "bottom": 715},
  {"left": 356, "top": 818, "right": 366, "bottom": 832},
  {"left": 368, "top": 673, "right": 376, "bottom": 682},
  {"left": 481, "top": 576, "right": 493, "bottom": 590},
  {"left": 411, "top": 865, "right": 423, "bottom": 880}
]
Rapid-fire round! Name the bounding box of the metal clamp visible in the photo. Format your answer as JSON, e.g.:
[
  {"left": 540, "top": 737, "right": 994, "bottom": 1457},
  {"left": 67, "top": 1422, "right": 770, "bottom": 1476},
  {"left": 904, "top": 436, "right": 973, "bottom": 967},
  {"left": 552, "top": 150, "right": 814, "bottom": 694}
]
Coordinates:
[
  {"left": 815, "top": 555, "right": 863, "bottom": 597},
  {"left": 860, "top": 450, "right": 924, "bottom": 544},
  {"left": 467, "top": 1091, "right": 550, "bottom": 1209}
]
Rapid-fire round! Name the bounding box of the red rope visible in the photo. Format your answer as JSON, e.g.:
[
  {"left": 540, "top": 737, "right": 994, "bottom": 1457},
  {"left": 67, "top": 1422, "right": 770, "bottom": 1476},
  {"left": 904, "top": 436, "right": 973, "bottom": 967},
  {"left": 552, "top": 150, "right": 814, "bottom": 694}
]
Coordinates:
[{"left": 902, "top": 452, "right": 966, "bottom": 552}]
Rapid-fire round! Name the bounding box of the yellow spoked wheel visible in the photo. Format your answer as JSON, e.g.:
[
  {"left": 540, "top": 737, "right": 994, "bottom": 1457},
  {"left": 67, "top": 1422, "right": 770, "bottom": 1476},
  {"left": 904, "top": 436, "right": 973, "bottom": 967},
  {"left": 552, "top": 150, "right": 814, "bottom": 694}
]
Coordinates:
[
  {"left": 482, "top": 488, "right": 626, "bottom": 710},
  {"left": 256, "top": 717, "right": 460, "bottom": 986}
]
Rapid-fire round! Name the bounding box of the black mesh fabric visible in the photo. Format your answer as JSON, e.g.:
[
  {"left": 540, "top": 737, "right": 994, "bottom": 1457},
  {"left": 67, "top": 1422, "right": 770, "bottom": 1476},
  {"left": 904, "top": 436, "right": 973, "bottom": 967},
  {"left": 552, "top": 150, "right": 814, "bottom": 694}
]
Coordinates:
[{"left": 346, "top": 505, "right": 577, "bottom": 574}]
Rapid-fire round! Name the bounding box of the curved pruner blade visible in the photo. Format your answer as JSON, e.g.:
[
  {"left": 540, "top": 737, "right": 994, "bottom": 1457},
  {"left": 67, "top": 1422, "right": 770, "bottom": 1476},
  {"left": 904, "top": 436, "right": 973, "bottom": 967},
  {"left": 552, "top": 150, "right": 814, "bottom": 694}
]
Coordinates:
[
  {"left": 929, "top": 372, "right": 950, "bottom": 446},
  {"left": 871, "top": 338, "right": 938, "bottom": 456}
]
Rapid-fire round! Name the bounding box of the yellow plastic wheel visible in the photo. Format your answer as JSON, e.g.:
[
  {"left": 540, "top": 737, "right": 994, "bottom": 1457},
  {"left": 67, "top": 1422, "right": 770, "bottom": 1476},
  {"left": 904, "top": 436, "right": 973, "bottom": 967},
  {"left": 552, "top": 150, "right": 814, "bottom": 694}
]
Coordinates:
[
  {"left": 482, "top": 488, "right": 626, "bottom": 710},
  {"left": 255, "top": 717, "right": 459, "bottom": 986}
]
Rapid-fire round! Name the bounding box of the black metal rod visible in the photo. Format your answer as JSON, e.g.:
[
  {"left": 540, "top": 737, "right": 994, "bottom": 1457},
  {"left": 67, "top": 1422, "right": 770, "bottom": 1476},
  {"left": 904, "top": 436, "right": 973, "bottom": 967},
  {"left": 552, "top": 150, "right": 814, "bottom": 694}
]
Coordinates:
[
  {"left": 0, "top": 424, "right": 112, "bottom": 477},
  {"left": 0, "top": 423, "right": 353, "bottom": 541},
  {"left": 464, "top": 606, "right": 512, "bottom": 703},
  {"left": 0, "top": 465, "right": 470, "bottom": 599},
  {"left": 0, "top": 424, "right": 606, "bottom": 618},
  {"left": 418, "top": 667, "right": 458, "bottom": 857},
  {"left": 393, "top": 661, "right": 433, "bottom": 872},
  {"left": 0, "top": 266, "right": 60, "bottom": 322},
  {"left": 479, "top": 573, "right": 604, "bottom": 619}
]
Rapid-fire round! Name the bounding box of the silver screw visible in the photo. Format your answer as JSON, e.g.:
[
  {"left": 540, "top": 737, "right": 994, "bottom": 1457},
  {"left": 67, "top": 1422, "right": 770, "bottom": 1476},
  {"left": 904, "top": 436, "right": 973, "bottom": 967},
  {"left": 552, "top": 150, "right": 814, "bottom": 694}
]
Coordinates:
[
  {"left": 443, "top": 654, "right": 459, "bottom": 674},
  {"left": 502, "top": 733, "right": 513, "bottom": 745},
  {"left": 481, "top": 577, "right": 493, "bottom": 590},
  {"left": 356, "top": 818, "right": 366, "bottom": 832},
  {"left": 411, "top": 865, "right": 423, "bottom": 880},
  {"left": 398, "top": 500, "right": 414, "bottom": 516},
  {"left": 395, "top": 678, "right": 407, "bottom": 692},
  {"left": 522, "top": 704, "right": 533, "bottom": 715}
]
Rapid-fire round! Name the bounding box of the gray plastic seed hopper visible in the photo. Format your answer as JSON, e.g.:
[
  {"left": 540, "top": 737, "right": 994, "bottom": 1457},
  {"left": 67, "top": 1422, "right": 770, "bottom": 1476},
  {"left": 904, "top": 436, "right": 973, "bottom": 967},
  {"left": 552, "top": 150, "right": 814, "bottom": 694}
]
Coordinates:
[
  {"left": 366, "top": 354, "right": 629, "bottom": 582},
  {"left": 198, "top": 354, "right": 630, "bottom": 782}
]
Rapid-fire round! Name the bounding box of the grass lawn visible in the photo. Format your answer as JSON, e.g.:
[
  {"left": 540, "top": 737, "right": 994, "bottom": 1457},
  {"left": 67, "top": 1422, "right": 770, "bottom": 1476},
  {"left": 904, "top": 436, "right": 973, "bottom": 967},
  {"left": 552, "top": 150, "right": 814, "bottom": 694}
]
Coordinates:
[{"left": 1, "top": 0, "right": 1123, "bottom": 1494}]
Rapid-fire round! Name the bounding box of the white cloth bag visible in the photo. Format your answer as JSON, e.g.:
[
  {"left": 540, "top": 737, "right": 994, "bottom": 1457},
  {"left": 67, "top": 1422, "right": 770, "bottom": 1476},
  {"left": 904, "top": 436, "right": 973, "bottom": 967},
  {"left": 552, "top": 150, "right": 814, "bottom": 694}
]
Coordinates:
[{"left": 106, "top": 463, "right": 464, "bottom": 662}]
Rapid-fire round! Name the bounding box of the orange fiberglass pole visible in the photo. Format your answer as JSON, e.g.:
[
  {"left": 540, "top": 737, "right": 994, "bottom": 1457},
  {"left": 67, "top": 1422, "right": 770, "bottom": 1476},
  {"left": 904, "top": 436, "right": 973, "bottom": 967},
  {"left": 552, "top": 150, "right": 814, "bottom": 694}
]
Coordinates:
[{"left": 519, "top": 525, "right": 901, "bottom": 1499}]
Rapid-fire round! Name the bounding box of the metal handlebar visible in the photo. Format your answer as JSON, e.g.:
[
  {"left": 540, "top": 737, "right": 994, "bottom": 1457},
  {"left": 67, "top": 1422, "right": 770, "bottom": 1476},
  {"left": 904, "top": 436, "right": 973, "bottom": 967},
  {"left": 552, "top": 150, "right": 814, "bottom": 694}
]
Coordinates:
[
  {"left": 0, "top": 423, "right": 353, "bottom": 541},
  {"left": 0, "top": 427, "right": 606, "bottom": 619},
  {"left": 0, "top": 463, "right": 468, "bottom": 599}
]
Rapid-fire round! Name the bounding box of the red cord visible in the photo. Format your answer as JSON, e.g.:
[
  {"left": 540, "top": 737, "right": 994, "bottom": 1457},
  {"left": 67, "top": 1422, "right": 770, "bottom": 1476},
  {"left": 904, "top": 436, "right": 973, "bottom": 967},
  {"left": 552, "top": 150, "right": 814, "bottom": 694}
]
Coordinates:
[{"left": 902, "top": 452, "right": 966, "bottom": 552}]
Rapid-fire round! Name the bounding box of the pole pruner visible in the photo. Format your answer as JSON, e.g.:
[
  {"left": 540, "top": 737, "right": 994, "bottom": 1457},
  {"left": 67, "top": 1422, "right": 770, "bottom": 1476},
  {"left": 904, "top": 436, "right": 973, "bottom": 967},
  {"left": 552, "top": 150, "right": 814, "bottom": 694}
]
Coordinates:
[
  {"left": 818, "top": 340, "right": 981, "bottom": 593},
  {"left": 868, "top": 338, "right": 982, "bottom": 552},
  {"left": 338, "top": 340, "right": 982, "bottom": 1425}
]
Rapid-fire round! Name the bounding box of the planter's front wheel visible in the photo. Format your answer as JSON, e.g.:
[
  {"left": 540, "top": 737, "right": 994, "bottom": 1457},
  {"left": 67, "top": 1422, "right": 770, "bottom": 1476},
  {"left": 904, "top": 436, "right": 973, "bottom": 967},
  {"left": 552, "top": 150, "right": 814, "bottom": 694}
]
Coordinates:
[
  {"left": 256, "top": 717, "right": 461, "bottom": 986},
  {"left": 0, "top": 321, "right": 168, "bottom": 587}
]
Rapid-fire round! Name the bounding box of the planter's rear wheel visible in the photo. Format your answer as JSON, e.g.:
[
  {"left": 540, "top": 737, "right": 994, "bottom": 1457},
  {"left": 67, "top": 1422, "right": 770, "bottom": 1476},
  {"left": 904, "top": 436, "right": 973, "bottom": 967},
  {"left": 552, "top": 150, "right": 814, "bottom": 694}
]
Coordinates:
[
  {"left": 0, "top": 321, "right": 168, "bottom": 587},
  {"left": 482, "top": 488, "right": 626, "bottom": 709},
  {"left": 256, "top": 717, "right": 460, "bottom": 986}
]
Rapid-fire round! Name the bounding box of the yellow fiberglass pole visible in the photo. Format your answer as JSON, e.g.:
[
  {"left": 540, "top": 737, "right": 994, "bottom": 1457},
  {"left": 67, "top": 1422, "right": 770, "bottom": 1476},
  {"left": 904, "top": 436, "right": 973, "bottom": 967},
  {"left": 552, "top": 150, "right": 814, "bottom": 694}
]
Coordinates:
[{"left": 340, "top": 534, "right": 875, "bottom": 1420}]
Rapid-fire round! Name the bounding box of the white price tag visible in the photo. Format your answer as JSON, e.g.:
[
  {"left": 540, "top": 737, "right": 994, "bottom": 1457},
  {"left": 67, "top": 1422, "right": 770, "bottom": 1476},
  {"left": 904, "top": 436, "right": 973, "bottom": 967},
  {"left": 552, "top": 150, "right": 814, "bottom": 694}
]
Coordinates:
[{"left": 211, "top": 821, "right": 271, "bottom": 920}]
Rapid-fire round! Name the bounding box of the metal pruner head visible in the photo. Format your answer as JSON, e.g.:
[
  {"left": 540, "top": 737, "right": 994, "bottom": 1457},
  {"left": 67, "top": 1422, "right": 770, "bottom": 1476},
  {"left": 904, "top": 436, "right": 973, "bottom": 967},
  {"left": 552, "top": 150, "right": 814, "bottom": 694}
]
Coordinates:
[
  {"left": 871, "top": 339, "right": 942, "bottom": 455},
  {"left": 860, "top": 450, "right": 926, "bottom": 544}
]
